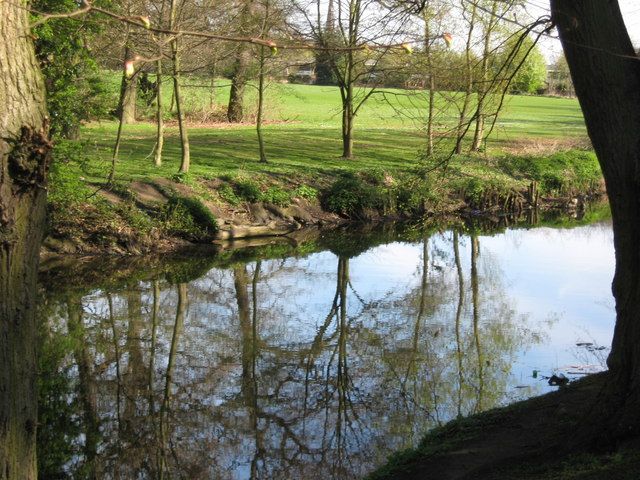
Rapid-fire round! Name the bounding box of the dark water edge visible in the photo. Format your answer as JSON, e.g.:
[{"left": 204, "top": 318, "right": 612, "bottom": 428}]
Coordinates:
[{"left": 36, "top": 202, "right": 614, "bottom": 479}]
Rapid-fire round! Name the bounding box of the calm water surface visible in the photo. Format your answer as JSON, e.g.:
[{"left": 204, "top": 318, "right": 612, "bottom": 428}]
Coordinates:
[{"left": 38, "top": 220, "right": 615, "bottom": 479}]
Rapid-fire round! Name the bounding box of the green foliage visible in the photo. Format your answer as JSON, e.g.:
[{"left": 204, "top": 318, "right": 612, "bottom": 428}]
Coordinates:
[
  {"left": 503, "top": 35, "right": 548, "bottom": 95},
  {"left": 497, "top": 151, "right": 602, "bottom": 195},
  {"left": 33, "top": 0, "right": 109, "bottom": 138},
  {"left": 323, "top": 173, "right": 383, "bottom": 217},
  {"left": 170, "top": 172, "right": 195, "bottom": 185},
  {"left": 233, "top": 178, "right": 262, "bottom": 203},
  {"left": 261, "top": 186, "right": 293, "bottom": 206},
  {"left": 293, "top": 184, "right": 319, "bottom": 200},
  {"left": 218, "top": 184, "right": 241, "bottom": 205},
  {"left": 323, "top": 170, "right": 437, "bottom": 218},
  {"left": 47, "top": 140, "right": 93, "bottom": 208},
  {"left": 165, "top": 196, "right": 218, "bottom": 240}
]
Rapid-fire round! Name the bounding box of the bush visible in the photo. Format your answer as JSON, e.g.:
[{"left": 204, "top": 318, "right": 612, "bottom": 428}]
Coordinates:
[
  {"left": 234, "top": 179, "right": 262, "bottom": 203},
  {"left": 323, "top": 173, "right": 382, "bottom": 217},
  {"left": 164, "top": 196, "right": 218, "bottom": 240}
]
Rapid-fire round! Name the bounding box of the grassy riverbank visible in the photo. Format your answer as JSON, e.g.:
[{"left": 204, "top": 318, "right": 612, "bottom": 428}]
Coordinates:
[{"left": 45, "top": 81, "right": 601, "bottom": 254}]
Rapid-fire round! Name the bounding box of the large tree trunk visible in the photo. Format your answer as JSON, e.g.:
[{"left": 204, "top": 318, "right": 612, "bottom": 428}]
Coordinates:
[
  {"left": 227, "top": 45, "right": 250, "bottom": 123},
  {"left": 551, "top": 0, "right": 640, "bottom": 435},
  {"left": 0, "top": 1, "right": 50, "bottom": 478}
]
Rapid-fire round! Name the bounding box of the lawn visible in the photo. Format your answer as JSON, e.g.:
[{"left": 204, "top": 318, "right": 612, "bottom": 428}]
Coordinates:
[{"left": 79, "top": 76, "right": 588, "bottom": 184}]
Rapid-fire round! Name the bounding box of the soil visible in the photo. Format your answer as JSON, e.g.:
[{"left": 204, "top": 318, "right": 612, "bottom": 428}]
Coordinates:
[{"left": 369, "top": 372, "right": 640, "bottom": 480}]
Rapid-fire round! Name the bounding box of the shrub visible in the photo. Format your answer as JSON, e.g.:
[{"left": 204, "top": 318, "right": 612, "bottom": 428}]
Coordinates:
[
  {"left": 323, "top": 173, "right": 382, "bottom": 217},
  {"left": 234, "top": 179, "right": 262, "bottom": 202},
  {"left": 261, "top": 186, "right": 292, "bottom": 206},
  {"left": 164, "top": 196, "right": 218, "bottom": 240}
]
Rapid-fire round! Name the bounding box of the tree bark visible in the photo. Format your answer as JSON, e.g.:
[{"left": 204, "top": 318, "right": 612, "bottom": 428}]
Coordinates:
[
  {"left": 551, "top": 0, "right": 640, "bottom": 436},
  {"left": 0, "top": 0, "right": 50, "bottom": 477},
  {"left": 471, "top": 1, "right": 499, "bottom": 152},
  {"left": 227, "top": 45, "right": 250, "bottom": 123},
  {"left": 154, "top": 58, "right": 164, "bottom": 167},
  {"left": 455, "top": 0, "right": 477, "bottom": 154},
  {"left": 256, "top": 46, "right": 268, "bottom": 163},
  {"left": 169, "top": 0, "right": 190, "bottom": 173},
  {"left": 341, "top": 77, "right": 354, "bottom": 159}
]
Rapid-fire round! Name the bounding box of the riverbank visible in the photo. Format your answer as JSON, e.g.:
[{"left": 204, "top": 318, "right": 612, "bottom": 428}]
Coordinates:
[
  {"left": 44, "top": 145, "right": 604, "bottom": 255},
  {"left": 368, "top": 373, "right": 640, "bottom": 480}
]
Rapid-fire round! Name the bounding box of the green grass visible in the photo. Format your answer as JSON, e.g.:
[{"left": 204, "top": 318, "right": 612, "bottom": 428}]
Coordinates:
[
  {"left": 45, "top": 75, "right": 598, "bottom": 246},
  {"left": 80, "top": 73, "right": 589, "bottom": 187}
]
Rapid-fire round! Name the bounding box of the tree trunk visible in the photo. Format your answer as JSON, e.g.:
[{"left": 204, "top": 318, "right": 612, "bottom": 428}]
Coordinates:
[
  {"left": 227, "top": 45, "right": 250, "bottom": 123},
  {"left": 158, "top": 283, "right": 187, "bottom": 476},
  {"left": 0, "top": 1, "right": 50, "bottom": 477},
  {"left": 154, "top": 58, "right": 164, "bottom": 167},
  {"left": 471, "top": 1, "right": 498, "bottom": 152},
  {"left": 551, "top": 0, "right": 640, "bottom": 436},
  {"left": 256, "top": 47, "right": 268, "bottom": 163},
  {"left": 455, "top": 0, "right": 477, "bottom": 154},
  {"left": 121, "top": 74, "right": 137, "bottom": 125},
  {"left": 169, "top": 0, "right": 190, "bottom": 173},
  {"left": 341, "top": 76, "right": 354, "bottom": 159},
  {"left": 118, "top": 46, "right": 137, "bottom": 125},
  {"left": 423, "top": 7, "right": 435, "bottom": 157}
]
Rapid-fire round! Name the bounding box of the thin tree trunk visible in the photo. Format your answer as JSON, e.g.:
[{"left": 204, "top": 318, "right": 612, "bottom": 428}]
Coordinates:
[
  {"left": 472, "top": 1, "right": 498, "bottom": 152},
  {"left": 341, "top": 78, "right": 354, "bottom": 159},
  {"left": 148, "top": 281, "right": 161, "bottom": 477},
  {"left": 0, "top": 0, "right": 50, "bottom": 476},
  {"left": 154, "top": 58, "right": 164, "bottom": 167},
  {"left": 423, "top": 8, "right": 435, "bottom": 156},
  {"left": 209, "top": 59, "right": 217, "bottom": 109},
  {"left": 453, "top": 231, "right": 465, "bottom": 418},
  {"left": 110, "top": 48, "right": 135, "bottom": 184},
  {"left": 256, "top": 46, "right": 268, "bottom": 163},
  {"left": 169, "top": 0, "right": 190, "bottom": 173},
  {"left": 455, "top": 0, "right": 477, "bottom": 154}
]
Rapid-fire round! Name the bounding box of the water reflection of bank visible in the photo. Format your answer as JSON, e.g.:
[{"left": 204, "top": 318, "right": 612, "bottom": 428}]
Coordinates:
[{"left": 37, "top": 216, "right": 614, "bottom": 479}]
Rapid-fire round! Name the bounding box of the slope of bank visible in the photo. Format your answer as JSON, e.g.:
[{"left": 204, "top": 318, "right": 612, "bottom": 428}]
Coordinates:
[
  {"left": 367, "top": 373, "right": 640, "bottom": 480},
  {"left": 44, "top": 145, "right": 604, "bottom": 255}
]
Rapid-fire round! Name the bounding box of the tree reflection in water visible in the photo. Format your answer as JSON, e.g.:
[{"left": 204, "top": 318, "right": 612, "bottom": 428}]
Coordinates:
[{"left": 38, "top": 230, "right": 552, "bottom": 479}]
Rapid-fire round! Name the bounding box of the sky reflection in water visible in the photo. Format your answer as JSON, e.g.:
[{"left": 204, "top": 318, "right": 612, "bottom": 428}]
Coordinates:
[{"left": 38, "top": 221, "right": 615, "bottom": 479}]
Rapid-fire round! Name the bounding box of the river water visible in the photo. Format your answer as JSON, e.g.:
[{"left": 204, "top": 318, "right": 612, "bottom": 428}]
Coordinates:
[{"left": 37, "top": 218, "right": 615, "bottom": 479}]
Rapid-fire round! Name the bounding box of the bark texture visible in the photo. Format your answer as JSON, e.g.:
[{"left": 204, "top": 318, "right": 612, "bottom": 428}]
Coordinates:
[
  {"left": 551, "top": 0, "right": 640, "bottom": 436},
  {"left": 227, "top": 45, "right": 250, "bottom": 123},
  {"left": 0, "top": 0, "right": 50, "bottom": 477}
]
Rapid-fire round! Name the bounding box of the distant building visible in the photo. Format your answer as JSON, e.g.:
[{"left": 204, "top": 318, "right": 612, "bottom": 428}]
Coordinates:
[{"left": 289, "top": 63, "right": 316, "bottom": 84}]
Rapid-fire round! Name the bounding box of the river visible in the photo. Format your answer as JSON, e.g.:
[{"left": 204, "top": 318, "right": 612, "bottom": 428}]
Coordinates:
[{"left": 37, "top": 216, "right": 615, "bottom": 479}]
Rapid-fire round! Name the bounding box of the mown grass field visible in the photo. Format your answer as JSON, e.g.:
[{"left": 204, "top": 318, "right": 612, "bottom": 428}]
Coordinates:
[{"left": 78, "top": 76, "right": 588, "bottom": 185}]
